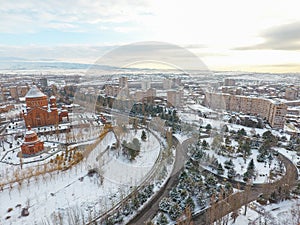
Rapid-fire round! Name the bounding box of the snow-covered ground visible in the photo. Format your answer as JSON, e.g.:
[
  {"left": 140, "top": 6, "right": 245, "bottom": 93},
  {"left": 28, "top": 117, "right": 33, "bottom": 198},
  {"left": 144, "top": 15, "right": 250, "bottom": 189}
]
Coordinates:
[
  {"left": 229, "top": 199, "right": 300, "bottom": 225},
  {"left": 0, "top": 129, "right": 161, "bottom": 224},
  {"left": 103, "top": 129, "right": 160, "bottom": 186},
  {"left": 202, "top": 147, "right": 284, "bottom": 184},
  {"left": 179, "top": 111, "right": 291, "bottom": 140}
]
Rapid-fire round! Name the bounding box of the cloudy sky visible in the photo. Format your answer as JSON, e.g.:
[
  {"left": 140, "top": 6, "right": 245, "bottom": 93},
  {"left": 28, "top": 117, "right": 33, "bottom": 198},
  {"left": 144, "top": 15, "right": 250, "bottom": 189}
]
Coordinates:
[{"left": 0, "top": 0, "right": 300, "bottom": 72}]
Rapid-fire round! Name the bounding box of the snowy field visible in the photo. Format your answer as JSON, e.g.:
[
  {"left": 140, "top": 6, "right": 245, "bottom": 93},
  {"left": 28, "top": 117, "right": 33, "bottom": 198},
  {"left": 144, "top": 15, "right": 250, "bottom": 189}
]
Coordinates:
[
  {"left": 0, "top": 129, "right": 161, "bottom": 224},
  {"left": 179, "top": 111, "right": 291, "bottom": 140},
  {"left": 202, "top": 147, "right": 284, "bottom": 184},
  {"left": 229, "top": 199, "right": 300, "bottom": 225}
]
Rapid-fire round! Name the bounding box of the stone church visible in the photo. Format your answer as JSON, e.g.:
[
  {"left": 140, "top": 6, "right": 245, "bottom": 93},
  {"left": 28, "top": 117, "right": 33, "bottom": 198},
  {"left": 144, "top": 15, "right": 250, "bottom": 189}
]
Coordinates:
[
  {"left": 21, "top": 85, "right": 68, "bottom": 127},
  {"left": 21, "top": 126, "right": 44, "bottom": 155}
]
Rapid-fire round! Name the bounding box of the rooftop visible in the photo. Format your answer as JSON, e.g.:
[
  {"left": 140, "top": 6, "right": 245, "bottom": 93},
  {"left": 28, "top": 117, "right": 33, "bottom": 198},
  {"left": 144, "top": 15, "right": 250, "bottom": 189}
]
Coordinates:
[{"left": 25, "top": 85, "right": 46, "bottom": 98}]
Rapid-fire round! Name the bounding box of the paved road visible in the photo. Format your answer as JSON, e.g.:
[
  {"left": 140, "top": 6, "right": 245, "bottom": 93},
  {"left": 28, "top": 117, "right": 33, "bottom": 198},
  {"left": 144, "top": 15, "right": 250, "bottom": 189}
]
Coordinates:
[
  {"left": 192, "top": 153, "right": 299, "bottom": 224},
  {"left": 123, "top": 118, "right": 298, "bottom": 225},
  {"left": 127, "top": 137, "right": 194, "bottom": 225},
  {"left": 127, "top": 141, "right": 298, "bottom": 225}
]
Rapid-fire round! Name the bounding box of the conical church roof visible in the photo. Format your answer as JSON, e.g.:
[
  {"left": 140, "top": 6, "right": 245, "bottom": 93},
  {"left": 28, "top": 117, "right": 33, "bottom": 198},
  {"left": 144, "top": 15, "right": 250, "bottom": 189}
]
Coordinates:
[{"left": 25, "top": 85, "right": 46, "bottom": 98}]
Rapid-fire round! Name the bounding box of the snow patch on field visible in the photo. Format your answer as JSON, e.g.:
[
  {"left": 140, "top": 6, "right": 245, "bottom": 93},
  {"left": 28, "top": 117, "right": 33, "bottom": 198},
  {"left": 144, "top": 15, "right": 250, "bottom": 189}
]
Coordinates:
[{"left": 0, "top": 130, "right": 161, "bottom": 224}]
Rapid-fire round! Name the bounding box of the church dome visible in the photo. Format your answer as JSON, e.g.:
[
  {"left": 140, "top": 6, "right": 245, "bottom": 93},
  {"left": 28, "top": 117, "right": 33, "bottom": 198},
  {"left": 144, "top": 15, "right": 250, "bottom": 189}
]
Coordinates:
[
  {"left": 21, "top": 126, "right": 44, "bottom": 155},
  {"left": 23, "top": 126, "right": 39, "bottom": 143}
]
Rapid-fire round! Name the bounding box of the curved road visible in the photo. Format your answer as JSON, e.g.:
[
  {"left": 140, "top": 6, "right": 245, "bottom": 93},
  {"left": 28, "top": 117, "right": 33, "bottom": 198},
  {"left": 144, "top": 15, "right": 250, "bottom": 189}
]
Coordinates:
[
  {"left": 127, "top": 137, "right": 193, "bottom": 225},
  {"left": 127, "top": 137, "right": 298, "bottom": 225},
  {"left": 192, "top": 153, "right": 298, "bottom": 224}
]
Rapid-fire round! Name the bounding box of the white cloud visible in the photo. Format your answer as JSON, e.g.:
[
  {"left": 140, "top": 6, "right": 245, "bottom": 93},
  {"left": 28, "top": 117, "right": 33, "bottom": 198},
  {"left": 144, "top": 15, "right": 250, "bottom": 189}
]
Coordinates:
[
  {"left": 0, "top": 0, "right": 152, "bottom": 33},
  {"left": 1, "top": 0, "right": 300, "bottom": 72}
]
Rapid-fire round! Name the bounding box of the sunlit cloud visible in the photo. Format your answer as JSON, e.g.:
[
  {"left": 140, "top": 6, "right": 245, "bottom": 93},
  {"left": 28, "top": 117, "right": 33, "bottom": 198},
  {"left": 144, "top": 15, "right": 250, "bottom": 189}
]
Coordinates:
[
  {"left": 0, "top": 0, "right": 152, "bottom": 33},
  {"left": 0, "top": 0, "right": 299, "bottom": 72},
  {"left": 235, "top": 22, "right": 300, "bottom": 50}
]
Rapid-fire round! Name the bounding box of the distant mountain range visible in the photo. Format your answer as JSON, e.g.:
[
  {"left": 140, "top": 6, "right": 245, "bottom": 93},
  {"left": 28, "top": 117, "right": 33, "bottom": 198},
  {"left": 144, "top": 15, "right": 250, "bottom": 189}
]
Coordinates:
[
  {"left": 0, "top": 58, "right": 190, "bottom": 74},
  {"left": 0, "top": 59, "right": 94, "bottom": 70}
]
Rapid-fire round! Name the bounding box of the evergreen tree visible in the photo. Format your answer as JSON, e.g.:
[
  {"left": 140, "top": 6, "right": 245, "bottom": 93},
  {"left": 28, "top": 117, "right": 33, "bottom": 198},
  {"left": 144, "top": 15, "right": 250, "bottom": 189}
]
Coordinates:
[
  {"left": 237, "top": 128, "right": 247, "bottom": 136},
  {"left": 243, "top": 171, "right": 249, "bottom": 182},
  {"left": 205, "top": 123, "right": 212, "bottom": 131},
  {"left": 201, "top": 140, "right": 209, "bottom": 150},
  {"left": 224, "top": 159, "right": 234, "bottom": 169},
  {"left": 169, "top": 203, "right": 181, "bottom": 221},
  {"left": 262, "top": 130, "right": 273, "bottom": 139},
  {"left": 227, "top": 168, "right": 236, "bottom": 179},
  {"left": 141, "top": 130, "right": 147, "bottom": 141},
  {"left": 247, "top": 159, "right": 255, "bottom": 177},
  {"left": 196, "top": 138, "right": 202, "bottom": 147},
  {"left": 262, "top": 130, "right": 278, "bottom": 146},
  {"left": 222, "top": 125, "right": 229, "bottom": 133},
  {"left": 156, "top": 213, "right": 168, "bottom": 225},
  {"left": 206, "top": 174, "right": 217, "bottom": 186},
  {"left": 217, "top": 163, "right": 225, "bottom": 175},
  {"left": 247, "top": 158, "right": 255, "bottom": 171},
  {"left": 122, "top": 138, "right": 141, "bottom": 160},
  {"left": 225, "top": 182, "right": 233, "bottom": 195},
  {"left": 185, "top": 196, "right": 195, "bottom": 211},
  {"left": 225, "top": 136, "right": 231, "bottom": 145},
  {"left": 241, "top": 139, "right": 252, "bottom": 158}
]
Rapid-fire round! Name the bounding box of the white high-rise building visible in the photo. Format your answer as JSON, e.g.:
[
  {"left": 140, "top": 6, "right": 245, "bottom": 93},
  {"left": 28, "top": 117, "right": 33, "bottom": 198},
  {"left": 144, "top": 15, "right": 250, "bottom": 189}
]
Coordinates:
[
  {"left": 163, "top": 79, "right": 172, "bottom": 89},
  {"left": 119, "top": 77, "right": 128, "bottom": 88},
  {"left": 141, "top": 80, "right": 151, "bottom": 90}
]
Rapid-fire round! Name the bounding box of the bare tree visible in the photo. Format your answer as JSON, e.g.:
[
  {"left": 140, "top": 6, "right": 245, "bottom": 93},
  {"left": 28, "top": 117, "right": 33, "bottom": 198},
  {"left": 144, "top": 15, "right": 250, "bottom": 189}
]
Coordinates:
[
  {"left": 290, "top": 199, "right": 300, "bottom": 225},
  {"left": 208, "top": 194, "right": 217, "bottom": 225},
  {"left": 177, "top": 207, "right": 194, "bottom": 225},
  {"left": 243, "top": 182, "right": 251, "bottom": 215}
]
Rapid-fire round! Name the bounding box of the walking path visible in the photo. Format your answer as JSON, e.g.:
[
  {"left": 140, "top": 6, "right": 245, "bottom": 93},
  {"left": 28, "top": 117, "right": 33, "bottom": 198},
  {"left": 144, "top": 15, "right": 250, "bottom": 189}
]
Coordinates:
[{"left": 127, "top": 137, "right": 194, "bottom": 225}]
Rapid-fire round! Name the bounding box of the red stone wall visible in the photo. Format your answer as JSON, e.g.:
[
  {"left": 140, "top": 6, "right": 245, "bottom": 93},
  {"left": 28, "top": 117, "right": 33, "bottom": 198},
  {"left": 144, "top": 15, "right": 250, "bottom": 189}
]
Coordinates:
[
  {"left": 24, "top": 108, "right": 59, "bottom": 127},
  {"left": 23, "top": 94, "right": 68, "bottom": 127},
  {"left": 21, "top": 141, "right": 44, "bottom": 155},
  {"left": 25, "top": 96, "right": 48, "bottom": 108}
]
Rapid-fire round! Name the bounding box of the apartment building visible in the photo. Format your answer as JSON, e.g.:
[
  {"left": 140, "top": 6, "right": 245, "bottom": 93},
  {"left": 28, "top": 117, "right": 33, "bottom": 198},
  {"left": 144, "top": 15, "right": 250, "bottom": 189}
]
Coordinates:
[
  {"left": 167, "top": 90, "right": 183, "bottom": 108},
  {"left": 134, "top": 88, "right": 157, "bottom": 101},
  {"left": 105, "top": 85, "right": 120, "bottom": 97},
  {"left": 285, "top": 87, "right": 298, "bottom": 100},
  {"left": 119, "top": 76, "right": 128, "bottom": 88},
  {"left": 204, "top": 92, "right": 287, "bottom": 129}
]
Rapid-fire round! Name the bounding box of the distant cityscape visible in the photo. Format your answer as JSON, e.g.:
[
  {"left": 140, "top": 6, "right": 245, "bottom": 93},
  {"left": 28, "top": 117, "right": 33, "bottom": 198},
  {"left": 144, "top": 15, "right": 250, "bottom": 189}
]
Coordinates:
[
  {"left": 1, "top": 72, "right": 300, "bottom": 132},
  {"left": 0, "top": 71, "right": 300, "bottom": 225}
]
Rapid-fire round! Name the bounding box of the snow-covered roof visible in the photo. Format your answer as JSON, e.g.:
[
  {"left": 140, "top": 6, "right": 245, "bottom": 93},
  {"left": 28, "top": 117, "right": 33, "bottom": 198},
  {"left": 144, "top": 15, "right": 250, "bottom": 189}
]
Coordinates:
[
  {"left": 19, "top": 97, "right": 25, "bottom": 102},
  {"left": 25, "top": 130, "right": 35, "bottom": 135},
  {"left": 25, "top": 85, "right": 46, "bottom": 98},
  {"left": 23, "top": 139, "right": 39, "bottom": 145},
  {"left": 188, "top": 104, "right": 215, "bottom": 113}
]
